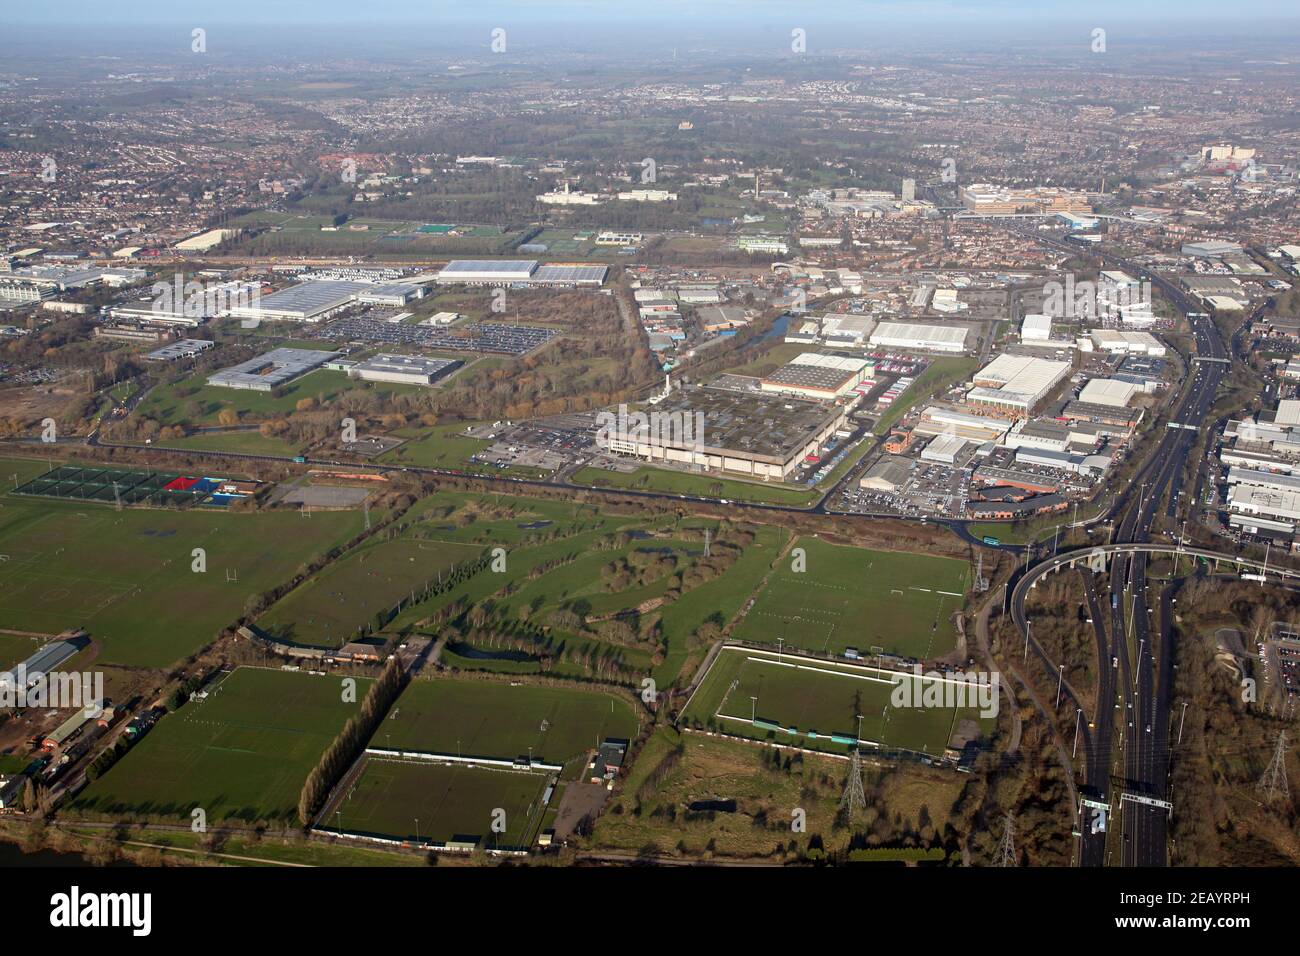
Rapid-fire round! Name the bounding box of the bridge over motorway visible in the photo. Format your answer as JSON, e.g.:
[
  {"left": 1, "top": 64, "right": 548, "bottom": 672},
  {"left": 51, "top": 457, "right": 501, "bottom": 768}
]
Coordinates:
[{"left": 1012, "top": 543, "right": 1300, "bottom": 614}]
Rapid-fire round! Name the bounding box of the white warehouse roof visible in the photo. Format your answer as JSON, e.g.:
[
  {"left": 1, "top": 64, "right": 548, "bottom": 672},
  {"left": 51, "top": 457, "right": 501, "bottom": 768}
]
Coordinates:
[
  {"left": 1078, "top": 378, "right": 1140, "bottom": 408},
  {"left": 1021, "top": 314, "right": 1052, "bottom": 341},
  {"left": 869, "top": 321, "right": 970, "bottom": 352}
]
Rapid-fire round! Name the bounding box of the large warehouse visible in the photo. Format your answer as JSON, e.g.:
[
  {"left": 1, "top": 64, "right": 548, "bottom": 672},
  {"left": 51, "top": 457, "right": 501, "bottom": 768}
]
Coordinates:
[
  {"left": 435, "top": 260, "right": 539, "bottom": 285},
  {"left": 965, "top": 353, "right": 1071, "bottom": 417},
  {"left": 868, "top": 321, "right": 971, "bottom": 353},
  {"left": 598, "top": 386, "right": 847, "bottom": 481},
  {"left": 349, "top": 354, "right": 461, "bottom": 386},
  {"left": 1078, "top": 378, "right": 1140, "bottom": 408},
  {"left": 208, "top": 347, "right": 340, "bottom": 391},
  {"left": 228, "top": 280, "right": 371, "bottom": 322},
  {"left": 531, "top": 263, "right": 609, "bottom": 286},
  {"left": 759, "top": 352, "right": 871, "bottom": 400}
]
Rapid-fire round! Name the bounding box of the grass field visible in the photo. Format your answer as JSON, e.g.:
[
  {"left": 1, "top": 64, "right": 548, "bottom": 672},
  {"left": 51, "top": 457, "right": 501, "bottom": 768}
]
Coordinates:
[
  {"left": 0, "top": 456, "right": 61, "bottom": 487},
  {"left": 0, "top": 493, "right": 364, "bottom": 667},
  {"left": 135, "top": 365, "right": 427, "bottom": 430},
  {"left": 257, "top": 535, "right": 484, "bottom": 647},
  {"left": 152, "top": 431, "right": 305, "bottom": 458},
  {"left": 731, "top": 536, "right": 969, "bottom": 659},
  {"left": 588, "top": 726, "right": 966, "bottom": 861},
  {"left": 134, "top": 368, "right": 356, "bottom": 427},
  {"left": 0, "top": 632, "right": 44, "bottom": 669},
  {"left": 332, "top": 757, "right": 550, "bottom": 850},
  {"left": 372, "top": 494, "right": 783, "bottom": 685},
  {"left": 571, "top": 465, "right": 818, "bottom": 507},
  {"left": 682, "top": 646, "right": 984, "bottom": 756},
  {"left": 377, "top": 679, "right": 639, "bottom": 779},
  {"left": 380, "top": 423, "right": 491, "bottom": 469},
  {"left": 872, "top": 356, "right": 979, "bottom": 435},
  {"left": 71, "top": 668, "right": 371, "bottom": 824}
]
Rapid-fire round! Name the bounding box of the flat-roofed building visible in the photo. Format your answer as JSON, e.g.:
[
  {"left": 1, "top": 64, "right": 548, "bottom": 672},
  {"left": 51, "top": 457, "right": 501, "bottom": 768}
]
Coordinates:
[
  {"left": 435, "top": 260, "right": 539, "bottom": 285},
  {"left": 175, "top": 228, "right": 236, "bottom": 252},
  {"left": 229, "top": 280, "right": 371, "bottom": 322},
  {"left": 1079, "top": 378, "right": 1140, "bottom": 408},
  {"left": 821, "top": 313, "right": 876, "bottom": 347},
  {"left": 859, "top": 456, "right": 912, "bottom": 492},
  {"left": 1228, "top": 483, "right": 1300, "bottom": 531},
  {"left": 349, "top": 353, "right": 461, "bottom": 386},
  {"left": 1021, "top": 314, "right": 1052, "bottom": 342},
  {"left": 759, "top": 352, "right": 870, "bottom": 400},
  {"left": 914, "top": 405, "right": 1010, "bottom": 443},
  {"left": 1004, "top": 418, "right": 1071, "bottom": 452},
  {"left": 531, "top": 263, "right": 608, "bottom": 286},
  {"left": 598, "top": 386, "right": 847, "bottom": 481},
  {"left": 965, "top": 353, "right": 1071, "bottom": 417},
  {"left": 1227, "top": 467, "right": 1300, "bottom": 494},
  {"left": 869, "top": 320, "right": 971, "bottom": 353},
  {"left": 94, "top": 324, "right": 174, "bottom": 344},
  {"left": 959, "top": 183, "right": 1091, "bottom": 215},
  {"left": 208, "top": 347, "right": 339, "bottom": 391},
  {"left": 1061, "top": 400, "right": 1143, "bottom": 432},
  {"left": 921, "top": 433, "right": 968, "bottom": 464},
  {"left": 1015, "top": 447, "right": 1085, "bottom": 474},
  {"left": 357, "top": 283, "right": 425, "bottom": 306},
  {"left": 145, "top": 339, "right": 215, "bottom": 362}
]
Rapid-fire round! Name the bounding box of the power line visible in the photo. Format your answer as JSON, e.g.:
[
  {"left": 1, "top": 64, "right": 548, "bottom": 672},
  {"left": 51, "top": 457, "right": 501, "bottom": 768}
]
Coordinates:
[
  {"left": 839, "top": 748, "right": 867, "bottom": 820},
  {"left": 1257, "top": 731, "right": 1291, "bottom": 807},
  {"left": 998, "top": 813, "right": 1017, "bottom": 867}
]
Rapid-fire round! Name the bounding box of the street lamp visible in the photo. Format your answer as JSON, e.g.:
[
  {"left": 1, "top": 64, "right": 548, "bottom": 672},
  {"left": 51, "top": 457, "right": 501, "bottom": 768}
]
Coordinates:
[
  {"left": 1056, "top": 664, "right": 1065, "bottom": 709},
  {"left": 1072, "top": 708, "right": 1082, "bottom": 759}
]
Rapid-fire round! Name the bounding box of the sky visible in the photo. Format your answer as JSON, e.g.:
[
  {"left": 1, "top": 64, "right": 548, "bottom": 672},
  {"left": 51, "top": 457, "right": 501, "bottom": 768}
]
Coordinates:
[
  {"left": 5, "top": 0, "right": 1299, "bottom": 26},
  {"left": 1, "top": 1, "right": 1295, "bottom": 60}
]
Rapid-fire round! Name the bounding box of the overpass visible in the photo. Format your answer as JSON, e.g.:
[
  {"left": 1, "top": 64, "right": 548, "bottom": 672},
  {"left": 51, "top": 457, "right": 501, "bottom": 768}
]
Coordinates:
[{"left": 1013, "top": 543, "right": 1300, "bottom": 613}]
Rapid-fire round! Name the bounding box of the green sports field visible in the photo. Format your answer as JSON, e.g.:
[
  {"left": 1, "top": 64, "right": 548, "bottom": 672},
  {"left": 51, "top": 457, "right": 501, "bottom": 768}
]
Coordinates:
[
  {"left": 377, "top": 679, "right": 639, "bottom": 778},
  {"left": 257, "top": 536, "right": 484, "bottom": 647},
  {"left": 331, "top": 757, "right": 551, "bottom": 850},
  {"left": 681, "top": 646, "right": 986, "bottom": 757},
  {"left": 0, "top": 493, "right": 363, "bottom": 667},
  {"left": 0, "top": 632, "right": 43, "bottom": 670},
  {"left": 731, "top": 537, "right": 969, "bottom": 659},
  {"left": 70, "top": 667, "right": 371, "bottom": 824},
  {"left": 570, "top": 464, "right": 818, "bottom": 507}
]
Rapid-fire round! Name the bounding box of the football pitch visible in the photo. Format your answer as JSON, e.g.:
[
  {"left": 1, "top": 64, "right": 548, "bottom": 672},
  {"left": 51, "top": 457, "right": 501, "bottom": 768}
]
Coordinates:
[
  {"left": 681, "top": 646, "right": 984, "bottom": 757},
  {"left": 378, "top": 679, "right": 639, "bottom": 778},
  {"left": 332, "top": 757, "right": 551, "bottom": 850},
  {"left": 71, "top": 667, "right": 371, "bottom": 825},
  {"left": 0, "top": 493, "right": 363, "bottom": 667},
  {"left": 731, "top": 537, "right": 970, "bottom": 659},
  {"left": 256, "top": 536, "right": 484, "bottom": 646}
]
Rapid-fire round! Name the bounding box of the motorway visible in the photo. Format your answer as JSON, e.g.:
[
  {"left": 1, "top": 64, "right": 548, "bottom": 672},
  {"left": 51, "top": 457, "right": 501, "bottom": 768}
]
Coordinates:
[{"left": 1009, "top": 235, "right": 1234, "bottom": 866}]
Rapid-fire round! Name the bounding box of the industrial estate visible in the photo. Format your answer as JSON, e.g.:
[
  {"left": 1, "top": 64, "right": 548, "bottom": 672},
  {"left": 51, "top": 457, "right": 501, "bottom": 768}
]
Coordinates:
[{"left": 0, "top": 3, "right": 1296, "bottom": 924}]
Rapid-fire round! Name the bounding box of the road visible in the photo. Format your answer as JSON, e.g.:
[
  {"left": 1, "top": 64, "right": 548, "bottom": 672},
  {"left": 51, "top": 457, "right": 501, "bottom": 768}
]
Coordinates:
[{"left": 1007, "top": 236, "right": 1234, "bottom": 866}]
